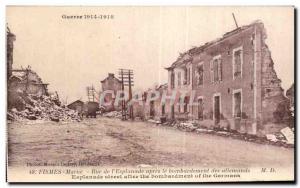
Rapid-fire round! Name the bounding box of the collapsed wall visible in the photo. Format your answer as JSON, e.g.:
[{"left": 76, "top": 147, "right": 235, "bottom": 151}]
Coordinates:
[
  {"left": 260, "top": 43, "right": 291, "bottom": 133},
  {"left": 7, "top": 91, "right": 81, "bottom": 122}
]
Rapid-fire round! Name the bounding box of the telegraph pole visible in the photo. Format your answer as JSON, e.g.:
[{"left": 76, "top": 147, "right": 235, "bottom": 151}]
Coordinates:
[
  {"left": 87, "top": 85, "right": 96, "bottom": 102},
  {"left": 120, "top": 69, "right": 126, "bottom": 120},
  {"left": 118, "top": 69, "right": 134, "bottom": 120},
  {"left": 128, "top": 71, "right": 133, "bottom": 119}
]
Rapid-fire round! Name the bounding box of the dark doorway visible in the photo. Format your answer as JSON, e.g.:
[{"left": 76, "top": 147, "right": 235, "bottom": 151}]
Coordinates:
[
  {"left": 184, "top": 96, "right": 189, "bottom": 113},
  {"left": 150, "top": 101, "right": 155, "bottom": 117},
  {"left": 171, "top": 104, "right": 174, "bottom": 119},
  {"left": 198, "top": 98, "right": 204, "bottom": 120},
  {"left": 214, "top": 95, "right": 221, "bottom": 124},
  {"left": 161, "top": 103, "right": 165, "bottom": 115},
  {"left": 234, "top": 92, "right": 242, "bottom": 118}
]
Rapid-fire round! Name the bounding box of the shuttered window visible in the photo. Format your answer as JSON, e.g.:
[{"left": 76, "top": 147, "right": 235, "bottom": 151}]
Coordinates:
[
  {"left": 171, "top": 71, "right": 175, "bottom": 89},
  {"left": 233, "top": 47, "right": 243, "bottom": 79},
  {"left": 210, "top": 56, "right": 222, "bottom": 83},
  {"left": 197, "top": 63, "right": 204, "bottom": 86}
]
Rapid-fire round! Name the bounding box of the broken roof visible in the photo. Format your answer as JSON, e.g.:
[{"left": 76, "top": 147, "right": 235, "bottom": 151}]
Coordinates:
[
  {"left": 67, "top": 100, "right": 84, "bottom": 107},
  {"left": 10, "top": 69, "right": 48, "bottom": 85},
  {"left": 100, "top": 73, "right": 122, "bottom": 83},
  {"left": 166, "top": 20, "right": 264, "bottom": 69}
]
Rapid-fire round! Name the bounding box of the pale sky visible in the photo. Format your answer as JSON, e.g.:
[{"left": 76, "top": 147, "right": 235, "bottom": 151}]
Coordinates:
[{"left": 7, "top": 6, "right": 294, "bottom": 103}]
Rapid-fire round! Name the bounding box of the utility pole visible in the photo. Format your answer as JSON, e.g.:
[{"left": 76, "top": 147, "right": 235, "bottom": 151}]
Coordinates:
[
  {"left": 118, "top": 69, "right": 134, "bottom": 120},
  {"left": 128, "top": 71, "right": 133, "bottom": 119},
  {"left": 87, "top": 85, "right": 96, "bottom": 102},
  {"left": 120, "top": 69, "right": 126, "bottom": 120}
]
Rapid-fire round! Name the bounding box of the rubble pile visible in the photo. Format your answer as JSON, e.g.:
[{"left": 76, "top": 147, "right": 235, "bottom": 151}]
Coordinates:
[
  {"left": 102, "top": 111, "right": 122, "bottom": 118},
  {"left": 177, "top": 122, "right": 198, "bottom": 131},
  {"left": 8, "top": 94, "right": 81, "bottom": 122},
  {"left": 146, "top": 118, "right": 294, "bottom": 148},
  {"left": 147, "top": 119, "right": 160, "bottom": 124}
]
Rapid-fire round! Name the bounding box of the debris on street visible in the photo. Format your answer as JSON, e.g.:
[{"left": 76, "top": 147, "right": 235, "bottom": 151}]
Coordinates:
[
  {"left": 177, "top": 122, "right": 197, "bottom": 131},
  {"left": 281, "top": 127, "right": 294, "bottom": 145},
  {"left": 266, "top": 134, "right": 278, "bottom": 142},
  {"left": 147, "top": 119, "right": 160, "bottom": 124},
  {"left": 102, "top": 111, "right": 122, "bottom": 119},
  {"left": 8, "top": 94, "right": 81, "bottom": 122},
  {"left": 146, "top": 118, "right": 294, "bottom": 148}
]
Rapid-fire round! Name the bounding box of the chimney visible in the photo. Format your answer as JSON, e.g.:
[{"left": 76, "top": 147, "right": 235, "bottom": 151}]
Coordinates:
[{"left": 108, "top": 73, "right": 114, "bottom": 78}]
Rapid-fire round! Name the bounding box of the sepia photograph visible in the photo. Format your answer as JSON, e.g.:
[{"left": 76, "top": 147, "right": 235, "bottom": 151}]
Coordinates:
[{"left": 6, "top": 6, "right": 295, "bottom": 182}]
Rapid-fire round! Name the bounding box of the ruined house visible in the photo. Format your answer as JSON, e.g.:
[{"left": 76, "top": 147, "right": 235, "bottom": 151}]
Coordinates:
[
  {"left": 164, "top": 20, "right": 289, "bottom": 136},
  {"left": 9, "top": 68, "right": 49, "bottom": 95},
  {"left": 144, "top": 84, "right": 168, "bottom": 120},
  {"left": 100, "top": 73, "right": 122, "bottom": 111},
  {"left": 7, "top": 26, "right": 15, "bottom": 78},
  {"left": 7, "top": 28, "right": 49, "bottom": 110},
  {"left": 8, "top": 68, "right": 49, "bottom": 110}
]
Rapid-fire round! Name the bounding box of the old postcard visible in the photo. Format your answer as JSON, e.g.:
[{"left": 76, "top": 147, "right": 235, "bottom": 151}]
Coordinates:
[{"left": 6, "top": 6, "right": 295, "bottom": 182}]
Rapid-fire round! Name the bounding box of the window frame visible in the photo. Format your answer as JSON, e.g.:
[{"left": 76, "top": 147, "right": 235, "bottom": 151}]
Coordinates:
[
  {"left": 197, "top": 61, "right": 204, "bottom": 86},
  {"left": 170, "top": 71, "right": 175, "bottom": 89},
  {"left": 183, "top": 66, "right": 188, "bottom": 85},
  {"left": 211, "top": 55, "right": 222, "bottom": 83},
  {"left": 212, "top": 93, "right": 222, "bottom": 122},
  {"left": 197, "top": 96, "right": 204, "bottom": 120},
  {"left": 232, "top": 46, "right": 243, "bottom": 79},
  {"left": 232, "top": 89, "right": 243, "bottom": 118},
  {"left": 177, "top": 72, "right": 181, "bottom": 87}
]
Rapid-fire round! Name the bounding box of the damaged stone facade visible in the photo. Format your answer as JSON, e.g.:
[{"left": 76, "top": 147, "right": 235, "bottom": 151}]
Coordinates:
[
  {"left": 100, "top": 73, "right": 122, "bottom": 111},
  {"left": 9, "top": 69, "right": 49, "bottom": 95},
  {"left": 163, "top": 21, "right": 289, "bottom": 136},
  {"left": 8, "top": 68, "right": 49, "bottom": 110},
  {"left": 145, "top": 84, "right": 168, "bottom": 120},
  {"left": 7, "top": 29, "right": 50, "bottom": 111}
]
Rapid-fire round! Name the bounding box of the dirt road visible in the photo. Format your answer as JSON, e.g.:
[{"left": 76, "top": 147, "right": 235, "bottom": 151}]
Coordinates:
[{"left": 8, "top": 117, "right": 294, "bottom": 168}]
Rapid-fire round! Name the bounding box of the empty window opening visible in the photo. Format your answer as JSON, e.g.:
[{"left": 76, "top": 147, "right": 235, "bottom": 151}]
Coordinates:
[
  {"left": 177, "top": 72, "right": 181, "bottom": 87},
  {"left": 171, "top": 71, "right": 175, "bottom": 89},
  {"left": 197, "top": 63, "right": 204, "bottom": 85},
  {"left": 183, "top": 67, "right": 188, "bottom": 85}
]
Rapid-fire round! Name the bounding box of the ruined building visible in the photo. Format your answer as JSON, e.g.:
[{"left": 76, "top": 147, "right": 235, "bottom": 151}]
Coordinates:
[
  {"left": 7, "top": 26, "right": 15, "bottom": 78},
  {"left": 163, "top": 20, "right": 289, "bottom": 136},
  {"left": 7, "top": 27, "right": 49, "bottom": 110},
  {"left": 9, "top": 68, "right": 49, "bottom": 96},
  {"left": 8, "top": 68, "right": 49, "bottom": 110},
  {"left": 100, "top": 73, "right": 122, "bottom": 111},
  {"left": 140, "top": 84, "right": 168, "bottom": 120}
]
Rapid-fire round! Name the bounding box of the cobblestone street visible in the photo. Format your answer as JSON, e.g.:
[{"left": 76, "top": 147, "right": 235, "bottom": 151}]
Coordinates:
[{"left": 8, "top": 117, "right": 294, "bottom": 171}]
